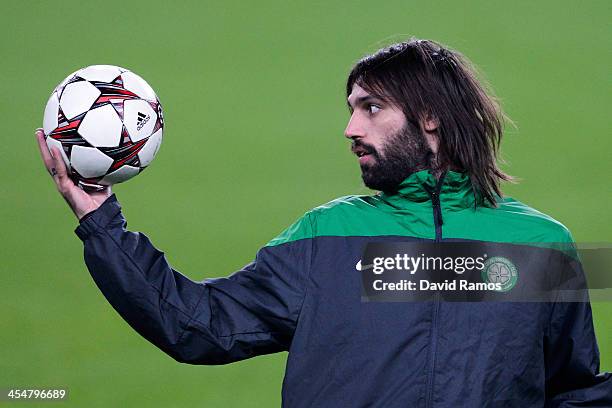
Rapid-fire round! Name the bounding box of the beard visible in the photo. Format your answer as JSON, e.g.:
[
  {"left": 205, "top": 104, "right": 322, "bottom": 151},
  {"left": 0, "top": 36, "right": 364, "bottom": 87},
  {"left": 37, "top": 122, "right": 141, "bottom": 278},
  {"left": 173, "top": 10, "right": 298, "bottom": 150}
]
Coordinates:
[{"left": 356, "top": 122, "right": 434, "bottom": 192}]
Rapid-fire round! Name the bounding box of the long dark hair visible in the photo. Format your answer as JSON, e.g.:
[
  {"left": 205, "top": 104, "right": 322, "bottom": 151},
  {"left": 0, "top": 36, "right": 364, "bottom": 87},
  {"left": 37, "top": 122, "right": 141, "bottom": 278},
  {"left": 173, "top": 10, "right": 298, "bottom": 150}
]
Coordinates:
[{"left": 346, "top": 38, "right": 513, "bottom": 206}]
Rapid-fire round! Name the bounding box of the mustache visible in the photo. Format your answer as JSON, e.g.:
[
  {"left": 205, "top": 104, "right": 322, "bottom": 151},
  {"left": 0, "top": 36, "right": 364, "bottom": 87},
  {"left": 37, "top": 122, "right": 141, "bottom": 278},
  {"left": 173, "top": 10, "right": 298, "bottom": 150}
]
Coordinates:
[{"left": 351, "top": 141, "right": 377, "bottom": 156}]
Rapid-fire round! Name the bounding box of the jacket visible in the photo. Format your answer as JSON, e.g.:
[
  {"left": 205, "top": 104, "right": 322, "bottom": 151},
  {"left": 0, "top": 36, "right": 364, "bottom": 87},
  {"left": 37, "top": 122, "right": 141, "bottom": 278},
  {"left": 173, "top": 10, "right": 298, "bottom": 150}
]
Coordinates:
[{"left": 75, "top": 170, "right": 611, "bottom": 407}]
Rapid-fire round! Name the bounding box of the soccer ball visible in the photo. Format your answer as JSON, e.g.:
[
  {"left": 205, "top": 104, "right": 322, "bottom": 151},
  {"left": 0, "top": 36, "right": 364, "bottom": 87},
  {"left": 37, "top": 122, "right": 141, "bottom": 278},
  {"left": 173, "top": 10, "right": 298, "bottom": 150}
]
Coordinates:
[{"left": 42, "top": 65, "right": 164, "bottom": 190}]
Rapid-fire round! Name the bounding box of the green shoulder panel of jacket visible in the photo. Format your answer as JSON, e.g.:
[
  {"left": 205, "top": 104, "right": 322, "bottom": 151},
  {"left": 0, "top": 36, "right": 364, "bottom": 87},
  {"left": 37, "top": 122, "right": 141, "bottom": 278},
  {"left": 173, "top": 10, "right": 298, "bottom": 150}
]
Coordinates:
[{"left": 266, "top": 170, "right": 575, "bottom": 256}]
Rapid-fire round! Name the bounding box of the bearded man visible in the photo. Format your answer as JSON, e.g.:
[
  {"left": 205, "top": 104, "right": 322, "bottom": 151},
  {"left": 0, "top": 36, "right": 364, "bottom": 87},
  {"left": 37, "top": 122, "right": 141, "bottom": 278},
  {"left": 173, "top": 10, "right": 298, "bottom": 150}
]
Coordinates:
[{"left": 37, "top": 38, "right": 611, "bottom": 407}]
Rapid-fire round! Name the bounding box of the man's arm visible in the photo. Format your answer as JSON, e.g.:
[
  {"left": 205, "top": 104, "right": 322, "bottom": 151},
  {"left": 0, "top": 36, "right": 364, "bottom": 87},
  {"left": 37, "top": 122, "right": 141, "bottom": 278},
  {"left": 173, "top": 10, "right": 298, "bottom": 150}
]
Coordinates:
[
  {"left": 36, "top": 129, "right": 312, "bottom": 364},
  {"left": 75, "top": 195, "right": 312, "bottom": 364},
  {"left": 544, "top": 252, "right": 612, "bottom": 406}
]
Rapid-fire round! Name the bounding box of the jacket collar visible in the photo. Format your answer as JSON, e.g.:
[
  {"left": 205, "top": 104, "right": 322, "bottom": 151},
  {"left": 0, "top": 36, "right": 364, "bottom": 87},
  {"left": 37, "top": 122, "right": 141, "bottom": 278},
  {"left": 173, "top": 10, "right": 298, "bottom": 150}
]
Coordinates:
[{"left": 377, "top": 169, "right": 482, "bottom": 210}]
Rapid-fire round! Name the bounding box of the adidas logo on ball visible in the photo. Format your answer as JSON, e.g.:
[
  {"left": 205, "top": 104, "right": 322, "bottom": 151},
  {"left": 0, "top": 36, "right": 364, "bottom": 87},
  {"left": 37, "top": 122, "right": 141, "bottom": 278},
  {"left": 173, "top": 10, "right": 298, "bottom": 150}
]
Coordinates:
[{"left": 136, "top": 111, "right": 150, "bottom": 131}]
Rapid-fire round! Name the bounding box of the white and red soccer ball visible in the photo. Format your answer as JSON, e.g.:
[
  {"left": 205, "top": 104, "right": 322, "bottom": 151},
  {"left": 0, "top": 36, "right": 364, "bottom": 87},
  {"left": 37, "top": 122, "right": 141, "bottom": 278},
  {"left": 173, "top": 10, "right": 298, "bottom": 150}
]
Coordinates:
[{"left": 42, "top": 65, "right": 164, "bottom": 190}]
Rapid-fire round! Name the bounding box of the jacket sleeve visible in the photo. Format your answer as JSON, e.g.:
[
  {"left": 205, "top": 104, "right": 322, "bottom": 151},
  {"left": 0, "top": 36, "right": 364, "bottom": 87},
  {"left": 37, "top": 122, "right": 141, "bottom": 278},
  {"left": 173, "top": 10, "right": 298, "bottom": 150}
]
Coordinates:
[
  {"left": 543, "top": 251, "right": 612, "bottom": 406},
  {"left": 74, "top": 194, "right": 313, "bottom": 365}
]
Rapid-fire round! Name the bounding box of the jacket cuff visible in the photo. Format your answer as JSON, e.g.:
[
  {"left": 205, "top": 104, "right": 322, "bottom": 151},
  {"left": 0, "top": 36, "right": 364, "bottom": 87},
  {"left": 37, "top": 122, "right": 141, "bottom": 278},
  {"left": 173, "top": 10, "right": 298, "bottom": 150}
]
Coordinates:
[{"left": 74, "top": 194, "right": 121, "bottom": 241}]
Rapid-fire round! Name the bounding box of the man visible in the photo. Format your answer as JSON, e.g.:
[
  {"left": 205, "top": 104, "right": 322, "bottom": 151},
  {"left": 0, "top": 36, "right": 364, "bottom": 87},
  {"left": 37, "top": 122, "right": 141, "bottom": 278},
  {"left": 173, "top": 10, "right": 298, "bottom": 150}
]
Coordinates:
[{"left": 37, "top": 38, "right": 610, "bottom": 406}]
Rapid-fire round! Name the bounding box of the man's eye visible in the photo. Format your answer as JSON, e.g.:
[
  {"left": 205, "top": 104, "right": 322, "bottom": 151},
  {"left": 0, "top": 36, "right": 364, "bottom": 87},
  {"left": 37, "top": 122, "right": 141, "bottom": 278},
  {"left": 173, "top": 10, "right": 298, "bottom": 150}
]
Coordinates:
[{"left": 367, "top": 104, "right": 381, "bottom": 114}]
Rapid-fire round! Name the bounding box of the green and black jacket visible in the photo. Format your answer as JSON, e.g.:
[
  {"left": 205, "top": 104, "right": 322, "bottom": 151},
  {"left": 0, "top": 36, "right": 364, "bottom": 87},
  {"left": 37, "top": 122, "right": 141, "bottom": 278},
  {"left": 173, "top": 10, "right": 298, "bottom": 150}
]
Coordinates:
[{"left": 75, "top": 170, "right": 611, "bottom": 407}]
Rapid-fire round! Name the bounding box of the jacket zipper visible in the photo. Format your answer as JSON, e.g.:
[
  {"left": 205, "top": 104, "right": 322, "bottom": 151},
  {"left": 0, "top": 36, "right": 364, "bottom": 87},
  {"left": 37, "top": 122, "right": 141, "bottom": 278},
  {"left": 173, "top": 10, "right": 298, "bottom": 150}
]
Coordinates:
[{"left": 424, "top": 171, "right": 446, "bottom": 408}]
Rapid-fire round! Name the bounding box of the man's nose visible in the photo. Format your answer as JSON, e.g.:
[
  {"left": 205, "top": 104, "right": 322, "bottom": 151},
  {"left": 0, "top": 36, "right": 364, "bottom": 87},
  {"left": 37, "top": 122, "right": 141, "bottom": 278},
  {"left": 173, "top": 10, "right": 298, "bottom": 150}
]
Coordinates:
[{"left": 344, "top": 114, "right": 365, "bottom": 140}]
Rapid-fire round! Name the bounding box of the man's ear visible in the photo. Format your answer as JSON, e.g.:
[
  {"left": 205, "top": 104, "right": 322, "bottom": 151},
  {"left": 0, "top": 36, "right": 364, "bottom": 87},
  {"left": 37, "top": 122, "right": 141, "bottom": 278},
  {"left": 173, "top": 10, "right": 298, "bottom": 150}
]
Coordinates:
[
  {"left": 419, "top": 113, "right": 440, "bottom": 154},
  {"left": 421, "top": 114, "right": 439, "bottom": 132}
]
